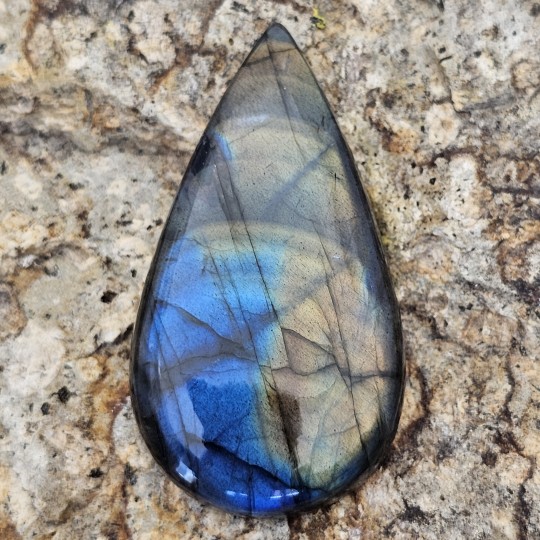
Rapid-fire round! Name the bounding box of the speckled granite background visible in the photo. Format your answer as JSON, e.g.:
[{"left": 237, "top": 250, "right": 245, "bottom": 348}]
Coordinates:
[{"left": 0, "top": 0, "right": 539, "bottom": 538}]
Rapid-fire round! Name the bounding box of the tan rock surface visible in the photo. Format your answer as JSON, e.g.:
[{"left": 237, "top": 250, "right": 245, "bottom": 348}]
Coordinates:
[{"left": 0, "top": 1, "right": 538, "bottom": 538}]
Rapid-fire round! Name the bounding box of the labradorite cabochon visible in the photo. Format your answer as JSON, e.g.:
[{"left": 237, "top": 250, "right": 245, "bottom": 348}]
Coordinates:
[{"left": 130, "top": 24, "right": 404, "bottom": 517}]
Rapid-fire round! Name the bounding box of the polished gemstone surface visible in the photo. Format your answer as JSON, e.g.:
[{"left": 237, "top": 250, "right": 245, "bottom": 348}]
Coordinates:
[{"left": 130, "top": 23, "right": 404, "bottom": 517}]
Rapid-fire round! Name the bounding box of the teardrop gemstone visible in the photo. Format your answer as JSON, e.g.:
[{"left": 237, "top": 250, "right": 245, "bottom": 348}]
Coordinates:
[{"left": 130, "top": 23, "right": 404, "bottom": 517}]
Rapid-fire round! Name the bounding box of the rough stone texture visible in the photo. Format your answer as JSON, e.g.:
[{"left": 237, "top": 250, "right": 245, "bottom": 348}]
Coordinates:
[{"left": 0, "top": 0, "right": 538, "bottom": 538}]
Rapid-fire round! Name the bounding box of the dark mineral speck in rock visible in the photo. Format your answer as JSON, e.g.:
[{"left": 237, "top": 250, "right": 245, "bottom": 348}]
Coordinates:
[
  {"left": 100, "top": 290, "right": 117, "bottom": 303},
  {"left": 130, "top": 23, "right": 404, "bottom": 517},
  {"left": 55, "top": 386, "right": 73, "bottom": 404},
  {"left": 89, "top": 467, "right": 104, "bottom": 478},
  {"left": 124, "top": 463, "right": 137, "bottom": 485}
]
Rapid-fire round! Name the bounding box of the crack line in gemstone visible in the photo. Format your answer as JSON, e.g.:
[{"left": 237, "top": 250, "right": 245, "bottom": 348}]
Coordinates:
[
  {"left": 207, "top": 151, "right": 301, "bottom": 485},
  {"left": 153, "top": 306, "right": 198, "bottom": 476},
  {"left": 217, "top": 143, "right": 304, "bottom": 486},
  {"left": 314, "top": 229, "right": 368, "bottom": 460},
  {"left": 260, "top": 142, "right": 333, "bottom": 221},
  {"left": 266, "top": 39, "right": 307, "bottom": 163}
]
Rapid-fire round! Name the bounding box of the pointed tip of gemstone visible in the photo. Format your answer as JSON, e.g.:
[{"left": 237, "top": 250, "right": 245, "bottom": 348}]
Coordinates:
[{"left": 264, "top": 23, "right": 295, "bottom": 43}]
